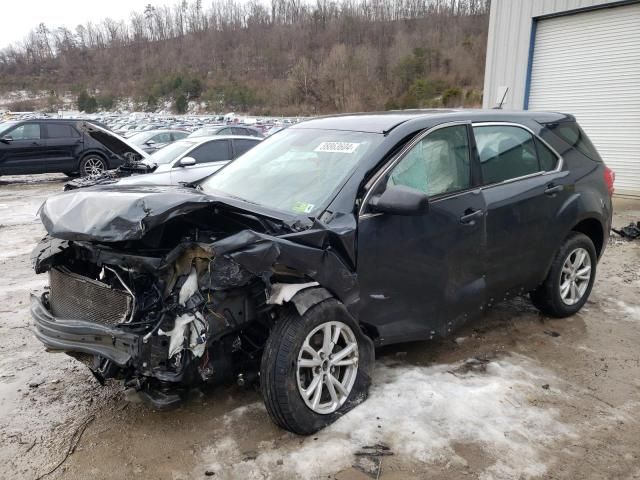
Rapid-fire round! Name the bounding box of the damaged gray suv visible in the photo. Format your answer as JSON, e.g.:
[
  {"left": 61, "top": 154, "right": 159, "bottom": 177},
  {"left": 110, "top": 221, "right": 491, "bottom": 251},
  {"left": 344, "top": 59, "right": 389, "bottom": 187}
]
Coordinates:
[{"left": 31, "top": 110, "right": 613, "bottom": 434}]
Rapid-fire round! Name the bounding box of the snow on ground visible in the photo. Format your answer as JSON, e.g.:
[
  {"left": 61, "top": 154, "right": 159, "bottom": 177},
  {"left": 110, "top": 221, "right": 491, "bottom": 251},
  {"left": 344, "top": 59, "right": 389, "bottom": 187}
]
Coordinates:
[
  {"left": 614, "top": 300, "right": 640, "bottom": 321},
  {"left": 199, "top": 356, "right": 572, "bottom": 480}
]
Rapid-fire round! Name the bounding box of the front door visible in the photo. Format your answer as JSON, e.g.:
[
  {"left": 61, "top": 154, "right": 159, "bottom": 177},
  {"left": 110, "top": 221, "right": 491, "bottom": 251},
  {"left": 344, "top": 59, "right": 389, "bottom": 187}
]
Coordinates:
[
  {"left": 0, "top": 123, "right": 49, "bottom": 174},
  {"left": 357, "top": 123, "right": 487, "bottom": 345}
]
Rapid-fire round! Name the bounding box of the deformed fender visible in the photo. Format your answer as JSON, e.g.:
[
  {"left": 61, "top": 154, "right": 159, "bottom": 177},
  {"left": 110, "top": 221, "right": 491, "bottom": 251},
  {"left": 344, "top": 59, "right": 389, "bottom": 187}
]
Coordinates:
[
  {"left": 269, "top": 284, "right": 333, "bottom": 316},
  {"left": 290, "top": 286, "right": 334, "bottom": 316}
]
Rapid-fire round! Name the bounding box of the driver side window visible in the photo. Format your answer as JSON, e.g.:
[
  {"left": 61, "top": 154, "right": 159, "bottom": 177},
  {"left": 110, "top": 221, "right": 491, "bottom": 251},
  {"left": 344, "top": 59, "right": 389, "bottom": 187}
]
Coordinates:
[
  {"left": 387, "top": 125, "right": 470, "bottom": 197},
  {"left": 6, "top": 123, "right": 41, "bottom": 141}
]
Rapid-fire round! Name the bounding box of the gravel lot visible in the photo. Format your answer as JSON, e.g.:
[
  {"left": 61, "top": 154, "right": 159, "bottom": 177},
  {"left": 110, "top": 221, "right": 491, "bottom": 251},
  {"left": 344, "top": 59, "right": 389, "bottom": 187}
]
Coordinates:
[{"left": 1, "top": 174, "right": 639, "bottom": 480}]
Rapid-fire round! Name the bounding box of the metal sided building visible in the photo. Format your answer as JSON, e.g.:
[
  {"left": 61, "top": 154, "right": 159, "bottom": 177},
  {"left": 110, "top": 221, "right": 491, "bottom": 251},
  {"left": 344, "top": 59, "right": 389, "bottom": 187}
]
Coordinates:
[{"left": 483, "top": 0, "right": 640, "bottom": 196}]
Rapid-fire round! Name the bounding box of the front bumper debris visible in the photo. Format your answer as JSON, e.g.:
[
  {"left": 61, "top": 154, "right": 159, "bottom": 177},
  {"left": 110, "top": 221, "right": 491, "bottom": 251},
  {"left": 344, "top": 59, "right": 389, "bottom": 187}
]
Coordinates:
[{"left": 31, "top": 293, "right": 138, "bottom": 366}]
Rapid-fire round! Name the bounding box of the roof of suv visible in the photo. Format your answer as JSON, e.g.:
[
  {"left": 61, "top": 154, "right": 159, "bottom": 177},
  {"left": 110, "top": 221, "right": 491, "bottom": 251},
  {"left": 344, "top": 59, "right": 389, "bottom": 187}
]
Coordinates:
[
  {"left": 10, "top": 118, "right": 110, "bottom": 129},
  {"left": 292, "top": 109, "right": 572, "bottom": 134}
]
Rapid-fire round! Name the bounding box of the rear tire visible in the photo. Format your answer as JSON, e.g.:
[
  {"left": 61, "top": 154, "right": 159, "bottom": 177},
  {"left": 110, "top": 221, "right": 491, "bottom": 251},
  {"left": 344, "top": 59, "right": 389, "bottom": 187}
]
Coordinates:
[
  {"left": 79, "top": 155, "right": 107, "bottom": 177},
  {"left": 260, "top": 299, "right": 374, "bottom": 435},
  {"left": 530, "top": 232, "right": 597, "bottom": 318}
]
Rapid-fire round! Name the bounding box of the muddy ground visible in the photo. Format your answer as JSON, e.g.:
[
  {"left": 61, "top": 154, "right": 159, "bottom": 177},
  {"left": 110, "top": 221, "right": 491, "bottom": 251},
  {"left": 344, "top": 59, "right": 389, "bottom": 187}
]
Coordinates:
[{"left": 0, "top": 174, "right": 638, "bottom": 480}]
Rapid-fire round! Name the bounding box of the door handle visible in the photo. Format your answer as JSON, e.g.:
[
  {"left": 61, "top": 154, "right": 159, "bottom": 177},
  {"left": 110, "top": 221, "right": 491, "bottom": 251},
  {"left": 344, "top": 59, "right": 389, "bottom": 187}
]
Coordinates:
[
  {"left": 460, "top": 209, "right": 483, "bottom": 224},
  {"left": 544, "top": 184, "right": 563, "bottom": 196}
]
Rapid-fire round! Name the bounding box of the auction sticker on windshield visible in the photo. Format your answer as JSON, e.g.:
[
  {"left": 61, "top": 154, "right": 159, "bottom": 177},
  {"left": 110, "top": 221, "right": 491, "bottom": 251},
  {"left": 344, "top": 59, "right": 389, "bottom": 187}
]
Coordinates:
[
  {"left": 314, "top": 142, "right": 360, "bottom": 154},
  {"left": 292, "top": 201, "right": 315, "bottom": 214}
]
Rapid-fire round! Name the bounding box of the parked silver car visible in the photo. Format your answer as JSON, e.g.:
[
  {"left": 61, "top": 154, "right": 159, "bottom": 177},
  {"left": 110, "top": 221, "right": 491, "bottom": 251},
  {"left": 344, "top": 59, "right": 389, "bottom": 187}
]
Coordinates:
[{"left": 115, "top": 135, "right": 261, "bottom": 186}]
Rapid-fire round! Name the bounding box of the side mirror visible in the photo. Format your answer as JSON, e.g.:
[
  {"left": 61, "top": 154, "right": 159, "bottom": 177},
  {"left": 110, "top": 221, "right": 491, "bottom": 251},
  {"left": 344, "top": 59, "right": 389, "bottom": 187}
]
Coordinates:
[
  {"left": 144, "top": 140, "right": 156, "bottom": 146},
  {"left": 178, "top": 156, "right": 196, "bottom": 167},
  {"left": 369, "top": 185, "right": 429, "bottom": 216},
  {"left": 1, "top": 135, "right": 12, "bottom": 143}
]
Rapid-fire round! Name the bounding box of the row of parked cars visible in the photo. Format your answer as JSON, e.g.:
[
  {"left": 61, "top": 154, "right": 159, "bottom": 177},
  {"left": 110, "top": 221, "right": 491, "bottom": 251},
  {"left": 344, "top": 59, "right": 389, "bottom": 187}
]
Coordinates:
[
  {"left": 105, "top": 114, "right": 295, "bottom": 139},
  {"left": 0, "top": 118, "right": 267, "bottom": 182},
  {"left": 23, "top": 109, "right": 614, "bottom": 435}
]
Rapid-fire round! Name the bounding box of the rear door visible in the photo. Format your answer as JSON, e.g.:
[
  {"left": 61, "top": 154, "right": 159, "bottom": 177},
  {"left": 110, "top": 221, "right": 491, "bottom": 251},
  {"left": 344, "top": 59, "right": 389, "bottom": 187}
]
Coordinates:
[
  {"left": 357, "top": 123, "right": 487, "bottom": 344},
  {"left": 170, "top": 139, "right": 232, "bottom": 184},
  {"left": 473, "top": 123, "right": 569, "bottom": 297},
  {"left": 43, "top": 123, "right": 82, "bottom": 172},
  {"left": 0, "top": 122, "right": 49, "bottom": 174}
]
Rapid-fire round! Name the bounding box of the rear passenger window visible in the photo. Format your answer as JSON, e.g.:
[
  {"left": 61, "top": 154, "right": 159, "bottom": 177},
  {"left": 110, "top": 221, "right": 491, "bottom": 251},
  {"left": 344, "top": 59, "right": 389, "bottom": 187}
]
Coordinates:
[
  {"left": 535, "top": 138, "right": 559, "bottom": 171},
  {"left": 188, "top": 140, "right": 231, "bottom": 164},
  {"left": 233, "top": 139, "right": 258, "bottom": 157},
  {"left": 386, "top": 125, "right": 470, "bottom": 197},
  {"left": 473, "top": 126, "right": 538, "bottom": 185},
  {"left": 47, "top": 124, "right": 78, "bottom": 138}
]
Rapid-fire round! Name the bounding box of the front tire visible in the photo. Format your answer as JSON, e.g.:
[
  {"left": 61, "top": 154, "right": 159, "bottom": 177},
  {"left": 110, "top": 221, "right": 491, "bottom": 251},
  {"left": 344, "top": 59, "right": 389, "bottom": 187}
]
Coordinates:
[
  {"left": 260, "top": 299, "right": 374, "bottom": 434},
  {"left": 79, "top": 155, "right": 107, "bottom": 177},
  {"left": 530, "top": 232, "right": 597, "bottom": 318}
]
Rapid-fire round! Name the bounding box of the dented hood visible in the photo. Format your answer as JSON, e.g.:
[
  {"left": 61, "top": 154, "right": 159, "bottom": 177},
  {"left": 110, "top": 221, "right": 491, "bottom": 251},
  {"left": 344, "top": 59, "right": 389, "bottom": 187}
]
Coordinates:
[
  {"left": 76, "top": 121, "right": 150, "bottom": 160},
  {"left": 39, "top": 185, "right": 292, "bottom": 242}
]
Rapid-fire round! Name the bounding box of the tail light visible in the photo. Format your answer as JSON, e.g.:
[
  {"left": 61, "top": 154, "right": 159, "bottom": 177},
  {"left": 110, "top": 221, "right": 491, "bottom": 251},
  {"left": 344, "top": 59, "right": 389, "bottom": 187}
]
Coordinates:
[{"left": 604, "top": 166, "right": 615, "bottom": 196}]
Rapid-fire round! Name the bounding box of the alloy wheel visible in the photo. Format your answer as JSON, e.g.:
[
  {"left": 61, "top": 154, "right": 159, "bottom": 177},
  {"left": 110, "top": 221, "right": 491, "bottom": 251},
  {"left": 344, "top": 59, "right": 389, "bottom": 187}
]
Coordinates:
[
  {"left": 296, "top": 321, "right": 359, "bottom": 415},
  {"left": 83, "top": 157, "right": 105, "bottom": 176},
  {"left": 559, "top": 247, "right": 592, "bottom": 306}
]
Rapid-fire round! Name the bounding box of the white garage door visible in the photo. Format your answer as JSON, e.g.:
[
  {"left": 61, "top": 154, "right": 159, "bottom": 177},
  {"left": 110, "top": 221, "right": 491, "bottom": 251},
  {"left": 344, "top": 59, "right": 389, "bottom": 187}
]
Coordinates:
[{"left": 528, "top": 3, "right": 640, "bottom": 196}]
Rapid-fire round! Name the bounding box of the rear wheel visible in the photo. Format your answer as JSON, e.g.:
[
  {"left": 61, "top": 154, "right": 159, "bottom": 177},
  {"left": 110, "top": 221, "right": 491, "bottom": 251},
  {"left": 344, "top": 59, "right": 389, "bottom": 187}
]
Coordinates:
[
  {"left": 530, "top": 232, "right": 597, "bottom": 318},
  {"left": 260, "top": 299, "right": 374, "bottom": 434},
  {"left": 79, "top": 155, "right": 107, "bottom": 177}
]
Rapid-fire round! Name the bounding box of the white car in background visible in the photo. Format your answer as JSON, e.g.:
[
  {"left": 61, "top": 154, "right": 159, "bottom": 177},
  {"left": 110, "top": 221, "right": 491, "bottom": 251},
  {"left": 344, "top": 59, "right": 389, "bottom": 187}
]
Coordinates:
[{"left": 116, "top": 135, "right": 261, "bottom": 186}]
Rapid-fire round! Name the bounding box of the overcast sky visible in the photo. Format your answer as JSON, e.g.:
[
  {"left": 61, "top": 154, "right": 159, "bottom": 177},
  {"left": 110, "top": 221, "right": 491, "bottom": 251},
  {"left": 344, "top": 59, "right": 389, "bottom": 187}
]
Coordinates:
[{"left": 0, "top": 0, "right": 176, "bottom": 49}]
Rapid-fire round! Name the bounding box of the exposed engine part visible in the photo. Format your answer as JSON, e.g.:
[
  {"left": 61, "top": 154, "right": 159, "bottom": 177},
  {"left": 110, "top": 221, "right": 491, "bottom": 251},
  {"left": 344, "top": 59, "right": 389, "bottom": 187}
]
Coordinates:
[
  {"left": 49, "top": 267, "right": 132, "bottom": 326},
  {"left": 104, "top": 266, "right": 136, "bottom": 322}
]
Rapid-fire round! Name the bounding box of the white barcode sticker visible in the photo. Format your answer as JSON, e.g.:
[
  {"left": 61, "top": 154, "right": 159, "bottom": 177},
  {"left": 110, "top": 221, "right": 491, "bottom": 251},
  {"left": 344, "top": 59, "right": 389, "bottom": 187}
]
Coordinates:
[{"left": 314, "top": 142, "right": 360, "bottom": 154}]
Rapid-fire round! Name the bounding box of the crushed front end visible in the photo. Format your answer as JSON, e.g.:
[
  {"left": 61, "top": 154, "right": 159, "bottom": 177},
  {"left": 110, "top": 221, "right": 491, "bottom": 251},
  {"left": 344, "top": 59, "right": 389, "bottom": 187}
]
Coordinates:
[
  {"left": 30, "top": 186, "right": 358, "bottom": 408},
  {"left": 32, "top": 237, "right": 272, "bottom": 408}
]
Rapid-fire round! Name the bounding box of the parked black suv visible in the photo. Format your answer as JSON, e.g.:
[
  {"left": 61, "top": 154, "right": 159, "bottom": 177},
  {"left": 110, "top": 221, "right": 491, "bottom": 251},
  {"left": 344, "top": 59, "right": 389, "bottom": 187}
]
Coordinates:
[
  {"left": 30, "top": 110, "right": 613, "bottom": 434},
  {"left": 0, "top": 119, "right": 146, "bottom": 177}
]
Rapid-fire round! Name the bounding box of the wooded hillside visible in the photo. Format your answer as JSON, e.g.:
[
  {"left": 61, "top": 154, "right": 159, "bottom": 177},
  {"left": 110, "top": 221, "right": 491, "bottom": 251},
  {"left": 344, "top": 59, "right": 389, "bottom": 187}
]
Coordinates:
[{"left": 0, "top": 0, "right": 490, "bottom": 114}]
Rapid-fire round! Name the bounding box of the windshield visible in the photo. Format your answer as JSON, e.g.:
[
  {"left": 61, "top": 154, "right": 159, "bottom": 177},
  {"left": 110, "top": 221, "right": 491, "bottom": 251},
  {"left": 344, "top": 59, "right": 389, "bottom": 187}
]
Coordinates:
[
  {"left": 147, "top": 139, "right": 197, "bottom": 164},
  {"left": 128, "top": 132, "right": 153, "bottom": 145},
  {"left": 200, "top": 128, "right": 383, "bottom": 215}
]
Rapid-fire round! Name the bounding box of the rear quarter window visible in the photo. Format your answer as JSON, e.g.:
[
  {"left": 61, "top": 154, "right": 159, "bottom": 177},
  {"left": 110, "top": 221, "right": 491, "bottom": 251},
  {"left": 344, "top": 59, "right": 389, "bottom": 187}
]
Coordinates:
[
  {"left": 544, "top": 121, "right": 601, "bottom": 162},
  {"left": 534, "top": 138, "right": 559, "bottom": 171}
]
